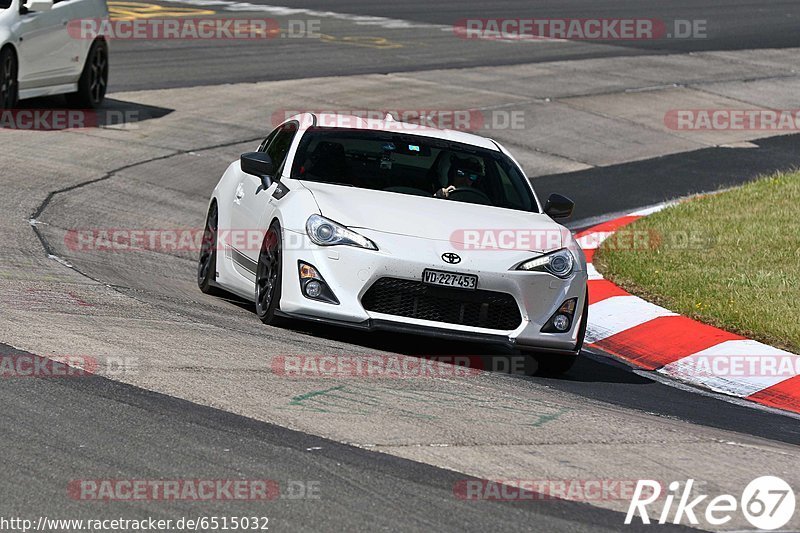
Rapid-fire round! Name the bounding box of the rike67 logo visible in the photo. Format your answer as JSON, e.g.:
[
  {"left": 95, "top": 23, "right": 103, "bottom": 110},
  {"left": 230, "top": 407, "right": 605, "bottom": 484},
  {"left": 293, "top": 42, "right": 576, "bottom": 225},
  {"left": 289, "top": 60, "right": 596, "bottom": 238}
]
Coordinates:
[{"left": 626, "top": 477, "right": 796, "bottom": 530}]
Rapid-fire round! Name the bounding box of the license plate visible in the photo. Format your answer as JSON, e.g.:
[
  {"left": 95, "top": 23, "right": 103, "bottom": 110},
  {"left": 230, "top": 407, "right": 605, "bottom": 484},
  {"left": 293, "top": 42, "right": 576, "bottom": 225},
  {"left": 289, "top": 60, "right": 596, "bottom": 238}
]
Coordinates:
[{"left": 422, "top": 269, "right": 478, "bottom": 290}]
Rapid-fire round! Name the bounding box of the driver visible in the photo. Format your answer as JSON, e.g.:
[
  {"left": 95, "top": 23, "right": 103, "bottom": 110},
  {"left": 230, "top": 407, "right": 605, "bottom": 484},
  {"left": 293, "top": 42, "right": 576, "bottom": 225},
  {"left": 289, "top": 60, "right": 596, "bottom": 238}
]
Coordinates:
[{"left": 434, "top": 155, "right": 483, "bottom": 198}]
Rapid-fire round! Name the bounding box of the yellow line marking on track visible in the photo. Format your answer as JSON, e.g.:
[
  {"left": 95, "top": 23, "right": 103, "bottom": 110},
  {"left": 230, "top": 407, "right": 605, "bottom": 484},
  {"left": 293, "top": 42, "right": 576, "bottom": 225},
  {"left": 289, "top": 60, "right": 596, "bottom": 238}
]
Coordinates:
[
  {"left": 106, "top": 3, "right": 405, "bottom": 47},
  {"left": 108, "top": 1, "right": 215, "bottom": 20},
  {"left": 319, "top": 34, "right": 404, "bottom": 49},
  {"left": 244, "top": 24, "right": 281, "bottom": 38}
]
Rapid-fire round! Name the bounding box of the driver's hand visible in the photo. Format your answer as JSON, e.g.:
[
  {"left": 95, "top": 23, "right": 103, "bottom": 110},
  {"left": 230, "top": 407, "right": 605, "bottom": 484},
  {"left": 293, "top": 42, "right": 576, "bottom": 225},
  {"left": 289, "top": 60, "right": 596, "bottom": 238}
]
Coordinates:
[{"left": 435, "top": 185, "right": 456, "bottom": 198}]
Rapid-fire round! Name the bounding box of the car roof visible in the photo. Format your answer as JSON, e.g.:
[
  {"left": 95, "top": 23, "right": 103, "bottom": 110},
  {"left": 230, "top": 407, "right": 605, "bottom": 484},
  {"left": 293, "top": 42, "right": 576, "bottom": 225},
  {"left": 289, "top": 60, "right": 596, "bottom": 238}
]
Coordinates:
[{"left": 292, "top": 113, "right": 500, "bottom": 152}]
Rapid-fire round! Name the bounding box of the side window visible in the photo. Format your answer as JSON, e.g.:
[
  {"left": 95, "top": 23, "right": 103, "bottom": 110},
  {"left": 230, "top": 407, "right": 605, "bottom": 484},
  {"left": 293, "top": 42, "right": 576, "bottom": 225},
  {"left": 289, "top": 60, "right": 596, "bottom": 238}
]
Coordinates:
[{"left": 265, "top": 121, "right": 298, "bottom": 175}]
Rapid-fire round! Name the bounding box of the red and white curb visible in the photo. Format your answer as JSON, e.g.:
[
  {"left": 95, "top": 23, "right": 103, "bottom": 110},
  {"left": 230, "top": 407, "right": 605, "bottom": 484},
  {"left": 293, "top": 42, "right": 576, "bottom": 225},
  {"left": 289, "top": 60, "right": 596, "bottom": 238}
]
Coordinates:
[{"left": 576, "top": 205, "right": 800, "bottom": 415}]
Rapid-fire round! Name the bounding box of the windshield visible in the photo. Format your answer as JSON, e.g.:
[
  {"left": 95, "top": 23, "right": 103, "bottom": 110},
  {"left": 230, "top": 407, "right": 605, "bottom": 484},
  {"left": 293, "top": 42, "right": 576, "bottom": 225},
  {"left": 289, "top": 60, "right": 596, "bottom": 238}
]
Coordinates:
[
  {"left": 291, "top": 127, "right": 538, "bottom": 212},
  {"left": 0, "top": 0, "right": 10, "bottom": 8}
]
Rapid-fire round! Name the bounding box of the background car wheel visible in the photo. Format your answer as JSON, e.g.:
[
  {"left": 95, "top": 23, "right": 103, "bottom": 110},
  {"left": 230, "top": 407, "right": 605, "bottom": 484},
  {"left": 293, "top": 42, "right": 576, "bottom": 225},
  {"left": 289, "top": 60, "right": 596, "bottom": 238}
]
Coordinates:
[
  {"left": 528, "top": 290, "right": 589, "bottom": 376},
  {"left": 197, "top": 202, "right": 225, "bottom": 295},
  {"left": 67, "top": 40, "right": 108, "bottom": 109},
  {"left": 0, "top": 47, "right": 19, "bottom": 110},
  {"left": 255, "top": 222, "right": 285, "bottom": 325}
]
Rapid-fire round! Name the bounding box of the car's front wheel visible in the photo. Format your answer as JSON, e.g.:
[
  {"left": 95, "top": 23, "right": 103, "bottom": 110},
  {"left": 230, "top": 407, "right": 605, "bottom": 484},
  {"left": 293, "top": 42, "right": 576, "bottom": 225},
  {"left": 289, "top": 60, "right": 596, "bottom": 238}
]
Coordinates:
[
  {"left": 197, "top": 202, "right": 224, "bottom": 295},
  {"left": 255, "top": 222, "right": 284, "bottom": 325},
  {"left": 0, "top": 47, "right": 19, "bottom": 110},
  {"left": 67, "top": 40, "right": 108, "bottom": 108},
  {"left": 532, "top": 353, "right": 578, "bottom": 376}
]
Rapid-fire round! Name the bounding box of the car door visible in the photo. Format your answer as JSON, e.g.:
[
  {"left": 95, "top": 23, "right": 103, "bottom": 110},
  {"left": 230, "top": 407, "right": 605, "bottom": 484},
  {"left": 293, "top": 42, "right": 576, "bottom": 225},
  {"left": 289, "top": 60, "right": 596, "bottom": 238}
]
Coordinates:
[
  {"left": 229, "top": 121, "right": 299, "bottom": 281},
  {"left": 16, "top": 0, "right": 77, "bottom": 89}
]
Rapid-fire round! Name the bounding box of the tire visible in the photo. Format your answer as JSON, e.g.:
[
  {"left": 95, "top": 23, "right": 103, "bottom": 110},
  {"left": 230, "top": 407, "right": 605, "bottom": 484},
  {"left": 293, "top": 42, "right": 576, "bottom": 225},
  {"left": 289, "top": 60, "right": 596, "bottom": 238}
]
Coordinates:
[
  {"left": 574, "top": 289, "right": 589, "bottom": 352},
  {"left": 197, "top": 202, "right": 224, "bottom": 296},
  {"left": 533, "top": 353, "right": 578, "bottom": 376},
  {"left": 67, "top": 40, "right": 108, "bottom": 108},
  {"left": 0, "top": 47, "right": 19, "bottom": 110},
  {"left": 255, "top": 222, "right": 284, "bottom": 325},
  {"left": 528, "top": 290, "right": 589, "bottom": 376}
]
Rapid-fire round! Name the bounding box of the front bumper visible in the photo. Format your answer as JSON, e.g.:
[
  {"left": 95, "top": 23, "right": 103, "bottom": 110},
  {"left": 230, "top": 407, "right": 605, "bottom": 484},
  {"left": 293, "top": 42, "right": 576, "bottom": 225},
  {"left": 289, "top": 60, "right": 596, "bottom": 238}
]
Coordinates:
[
  {"left": 274, "top": 311, "right": 582, "bottom": 356},
  {"left": 279, "top": 228, "right": 588, "bottom": 353}
]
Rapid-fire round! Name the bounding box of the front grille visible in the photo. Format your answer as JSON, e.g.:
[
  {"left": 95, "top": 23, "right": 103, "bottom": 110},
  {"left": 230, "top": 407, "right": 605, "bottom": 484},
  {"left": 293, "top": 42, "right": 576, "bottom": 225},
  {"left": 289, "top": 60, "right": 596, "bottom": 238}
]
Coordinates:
[{"left": 361, "top": 278, "right": 522, "bottom": 330}]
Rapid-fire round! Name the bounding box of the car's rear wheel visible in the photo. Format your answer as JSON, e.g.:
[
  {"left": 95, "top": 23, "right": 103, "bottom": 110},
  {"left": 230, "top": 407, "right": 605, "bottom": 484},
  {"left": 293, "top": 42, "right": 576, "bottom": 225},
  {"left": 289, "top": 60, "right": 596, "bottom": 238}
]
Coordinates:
[
  {"left": 67, "top": 40, "right": 108, "bottom": 109},
  {"left": 0, "top": 48, "right": 19, "bottom": 110},
  {"left": 528, "top": 290, "right": 589, "bottom": 376},
  {"left": 255, "top": 222, "right": 284, "bottom": 325},
  {"left": 197, "top": 202, "right": 224, "bottom": 296}
]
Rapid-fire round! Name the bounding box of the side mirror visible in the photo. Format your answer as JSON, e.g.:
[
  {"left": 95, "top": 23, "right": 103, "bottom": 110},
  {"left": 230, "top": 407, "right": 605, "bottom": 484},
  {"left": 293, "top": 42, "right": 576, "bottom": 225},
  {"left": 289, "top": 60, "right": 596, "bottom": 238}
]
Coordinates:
[
  {"left": 26, "top": 0, "right": 53, "bottom": 11},
  {"left": 543, "top": 193, "right": 574, "bottom": 219},
  {"left": 241, "top": 152, "right": 275, "bottom": 190}
]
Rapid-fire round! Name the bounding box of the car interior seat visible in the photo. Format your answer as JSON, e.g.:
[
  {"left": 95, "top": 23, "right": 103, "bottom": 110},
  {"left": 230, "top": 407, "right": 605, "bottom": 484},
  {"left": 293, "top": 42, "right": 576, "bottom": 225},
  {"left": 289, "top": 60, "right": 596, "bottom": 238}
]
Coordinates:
[{"left": 307, "top": 141, "right": 349, "bottom": 181}]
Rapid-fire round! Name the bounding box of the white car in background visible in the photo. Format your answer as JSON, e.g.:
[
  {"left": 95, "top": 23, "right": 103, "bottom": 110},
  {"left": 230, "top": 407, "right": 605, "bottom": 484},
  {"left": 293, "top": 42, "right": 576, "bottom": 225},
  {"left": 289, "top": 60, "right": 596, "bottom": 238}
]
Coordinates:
[
  {"left": 199, "top": 113, "right": 589, "bottom": 374},
  {"left": 0, "top": 0, "right": 108, "bottom": 109}
]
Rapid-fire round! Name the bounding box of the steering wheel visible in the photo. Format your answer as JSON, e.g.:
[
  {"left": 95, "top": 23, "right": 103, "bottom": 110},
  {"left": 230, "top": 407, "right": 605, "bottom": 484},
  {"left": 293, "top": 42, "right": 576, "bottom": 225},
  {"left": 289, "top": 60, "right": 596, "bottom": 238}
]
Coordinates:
[{"left": 446, "top": 187, "right": 493, "bottom": 205}]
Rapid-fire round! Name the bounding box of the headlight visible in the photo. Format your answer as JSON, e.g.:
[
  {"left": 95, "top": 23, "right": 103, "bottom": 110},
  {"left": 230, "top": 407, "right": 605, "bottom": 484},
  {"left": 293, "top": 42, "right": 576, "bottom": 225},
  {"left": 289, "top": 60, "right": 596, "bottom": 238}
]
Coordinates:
[
  {"left": 516, "top": 248, "right": 575, "bottom": 278},
  {"left": 306, "top": 214, "right": 378, "bottom": 250}
]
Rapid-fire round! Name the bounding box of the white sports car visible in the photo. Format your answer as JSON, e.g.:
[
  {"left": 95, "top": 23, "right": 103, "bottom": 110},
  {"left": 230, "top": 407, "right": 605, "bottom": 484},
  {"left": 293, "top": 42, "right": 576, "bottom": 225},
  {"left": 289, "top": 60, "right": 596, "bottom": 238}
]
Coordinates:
[
  {"left": 0, "top": 0, "right": 108, "bottom": 109},
  {"left": 199, "top": 113, "right": 588, "bottom": 373}
]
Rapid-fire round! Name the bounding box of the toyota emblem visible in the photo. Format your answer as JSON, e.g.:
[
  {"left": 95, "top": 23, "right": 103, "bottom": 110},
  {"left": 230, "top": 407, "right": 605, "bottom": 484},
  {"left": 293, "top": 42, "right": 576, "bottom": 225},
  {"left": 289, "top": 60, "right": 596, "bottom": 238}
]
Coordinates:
[{"left": 441, "top": 253, "right": 461, "bottom": 264}]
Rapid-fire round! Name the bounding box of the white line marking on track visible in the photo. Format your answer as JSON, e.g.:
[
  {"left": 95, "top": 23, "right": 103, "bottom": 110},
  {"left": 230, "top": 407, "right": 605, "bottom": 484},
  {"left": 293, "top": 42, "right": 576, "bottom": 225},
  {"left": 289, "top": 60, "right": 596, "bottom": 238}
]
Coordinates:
[
  {"left": 48, "top": 254, "right": 74, "bottom": 268},
  {"left": 577, "top": 231, "right": 614, "bottom": 251},
  {"left": 158, "top": 0, "right": 447, "bottom": 29},
  {"left": 158, "top": 0, "right": 564, "bottom": 41},
  {"left": 636, "top": 369, "right": 800, "bottom": 421},
  {"left": 586, "top": 263, "right": 604, "bottom": 280},
  {"left": 583, "top": 349, "right": 800, "bottom": 421},
  {"left": 586, "top": 295, "right": 676, "bottom": 343},
  {"left": 660, "top": 340, "right": 799, "bottom": 398},
  {"left": 628, "top": 201, "right": 678, "bottom": 217}
]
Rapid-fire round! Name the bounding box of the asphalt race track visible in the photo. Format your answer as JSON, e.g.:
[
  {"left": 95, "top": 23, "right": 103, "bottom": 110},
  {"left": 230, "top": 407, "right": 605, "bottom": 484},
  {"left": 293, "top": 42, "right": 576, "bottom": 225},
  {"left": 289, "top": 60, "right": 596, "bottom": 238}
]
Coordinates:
[
  {"left": 244, "top": 0, "right": 800, "bottom": 52},
  {"left": 3, "top": 345, "right": 684, "bottom": 532},
  {"left": 109, "top": 0, "right": 800, "bottom": 91},
  {"left": 2, "top": 1, "right": 800, "bottom": 532}
]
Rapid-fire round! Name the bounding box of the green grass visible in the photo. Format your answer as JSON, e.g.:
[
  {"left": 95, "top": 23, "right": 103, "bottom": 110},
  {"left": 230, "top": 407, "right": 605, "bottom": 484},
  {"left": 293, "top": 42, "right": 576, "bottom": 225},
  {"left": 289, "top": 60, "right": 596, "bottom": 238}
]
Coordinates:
[{"left": 594, "top": 171, "right": 800, "bottom": 353}]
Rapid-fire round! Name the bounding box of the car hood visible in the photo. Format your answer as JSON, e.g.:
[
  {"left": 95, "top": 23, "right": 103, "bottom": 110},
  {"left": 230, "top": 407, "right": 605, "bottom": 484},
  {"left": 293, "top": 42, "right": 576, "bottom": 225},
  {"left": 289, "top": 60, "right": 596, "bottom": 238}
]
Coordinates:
[{"left": 298, "top": 180, "right": 567, "bottom": 252}]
